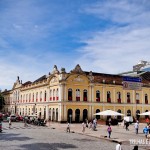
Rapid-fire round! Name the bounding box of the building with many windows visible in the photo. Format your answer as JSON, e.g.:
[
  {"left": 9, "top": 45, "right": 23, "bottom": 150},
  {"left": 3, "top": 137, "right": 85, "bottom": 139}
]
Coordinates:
[{"left": 2, "top": 64, "right": 150, "bottom": 122}]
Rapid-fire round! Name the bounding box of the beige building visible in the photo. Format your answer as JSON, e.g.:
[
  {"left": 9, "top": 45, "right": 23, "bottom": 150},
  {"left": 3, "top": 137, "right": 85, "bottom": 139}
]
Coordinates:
[{"left": 2, "top": 64, "right": 150, "bottom": 122}]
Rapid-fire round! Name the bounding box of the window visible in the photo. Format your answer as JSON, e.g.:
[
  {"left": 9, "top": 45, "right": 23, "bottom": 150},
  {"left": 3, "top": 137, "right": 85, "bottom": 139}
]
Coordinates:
[
  {"left": 50, "top": 90, "right": 52, "bottom": 101},
  {"left": 56, "top": 89, "right": 59, "bottom": 100},
  {"left": 53, "top": 89, "right": 55, "bottom": 100},
  {"left": 107, "top": 91, "right": 111, "bottom": 103},
  {"left": 44, "top": 91, "right": 47, "bottom": 101},
  {"left": 32, "top": 93, "right": 34, "bottom": 102},
  {"left": 36, "top": 92, "right": 38, "bottom": 102},
  {"left": 145, "top": 94, "right": 148, "bottom": 104},
  {"left": 136, "top": 93, "right": 140, "bottom": 104},
  {"left": 127, "top": 92, "right": 130, "bottom": 103},
  {"left": 117, "top": 92, "right": 121, "bottom": 103},
  {"left": 83, "top": 89, "right": 87, "bottom": 101},
  {"left": 68, "top": 89, "right": 72, "bottom": 101},
  {"left": 96, "top": 90, "right": 100, "bottom": 102},
  {"left": 40, "top": 92, "right": 42, "bottom": 101},
  {"left": 76, "top": 89, "right": 80, "bottom": 101}
]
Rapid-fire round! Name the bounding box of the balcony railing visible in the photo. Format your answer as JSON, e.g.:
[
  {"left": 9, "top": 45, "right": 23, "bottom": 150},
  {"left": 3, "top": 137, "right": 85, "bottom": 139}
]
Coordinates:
[
  {"left": 96, "top": 98, "right": 100, "bottom": 102},
  {"left": 76, "top": 97, "right": 80, "bottom": 101},
  {"left": 127, "top": 99, "right": 130, "bottom": 103},
  {"left": 145, "top": 100, "right": 148, "bottom": 104},
  {"left": 68, "top": 96, "right": 72, "bottom": 101},
  {"left": 107, "top": 98, "right": 111, "bottom": 103},
  {"left": 117, "top": 99, "right": 121, "bottom": 103},
  {"left": 83, "top": 97, "right": 87, "bottom": 101},
  {"left": 136, "top": 100, "right": 140, "bottom": 104}
]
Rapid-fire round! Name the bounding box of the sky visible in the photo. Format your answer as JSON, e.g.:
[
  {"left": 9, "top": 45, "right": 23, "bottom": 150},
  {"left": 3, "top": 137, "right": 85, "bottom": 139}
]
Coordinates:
[{"left": 0, "top": 0, "right": 150, "bottom": 90}]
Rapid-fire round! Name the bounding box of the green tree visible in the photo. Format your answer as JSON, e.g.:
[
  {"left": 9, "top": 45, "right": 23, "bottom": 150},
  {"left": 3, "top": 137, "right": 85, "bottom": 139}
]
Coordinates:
[{"left": 0, "top": 93, "right": 5, "bottom": 111}]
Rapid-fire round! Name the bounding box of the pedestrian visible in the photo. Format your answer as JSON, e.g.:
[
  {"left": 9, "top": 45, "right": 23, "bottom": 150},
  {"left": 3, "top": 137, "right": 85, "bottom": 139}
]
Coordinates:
[
  {"left": 89, "top": 121, "right": 92, "bottom": 129},
  {"left": 66, "top": 122, "right": 70, "bottom": 133},
  {"left": 107, "top": 124, "right": 112, "bottom": 138},
  {"left": 125, "top": 121, "right": 129, "bottom": 131},
  {"left": 143, "top": 126, "right": 149, "bottom": 138},
  {"left": 9, "top": 117, "right": 12, "bottom": 128},
  {"left": 116, "top": 142, "right": 122, "bottom": 150},
  {"left": 82, "top": 122, "right": 86, "bottom": 133},
  {"left": 134, "top": 121, "right": 139, "bottom": 134},
  {"left": 24, "top": 116, "right": 28, "bottom": 127}
]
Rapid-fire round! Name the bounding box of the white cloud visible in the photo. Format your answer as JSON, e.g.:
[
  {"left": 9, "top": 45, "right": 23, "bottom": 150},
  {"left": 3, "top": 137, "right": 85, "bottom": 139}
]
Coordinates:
[{"left": 76, "top": 0, "right": 150, "bottom": 74}]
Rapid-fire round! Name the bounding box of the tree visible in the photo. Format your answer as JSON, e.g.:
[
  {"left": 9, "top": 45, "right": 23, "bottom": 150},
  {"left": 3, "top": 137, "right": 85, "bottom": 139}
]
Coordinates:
[{"left": 0, "top": 93, "right": 5, "bottom": 111}]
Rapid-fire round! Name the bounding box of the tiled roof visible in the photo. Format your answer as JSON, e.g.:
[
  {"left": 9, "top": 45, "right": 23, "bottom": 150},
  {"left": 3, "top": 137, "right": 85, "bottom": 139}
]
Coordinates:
[{"left": 33, "top": 75, "right": 47, "bottom": 83}]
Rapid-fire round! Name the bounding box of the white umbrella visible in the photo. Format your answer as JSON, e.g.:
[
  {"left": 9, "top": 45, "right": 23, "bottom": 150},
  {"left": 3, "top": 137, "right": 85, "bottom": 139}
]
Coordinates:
[
  {"left": 93, "top": 110, "right": 124, "bottom": 116},
  {"left": 139, "top": 111, "right": 150, "bottom": 116}
]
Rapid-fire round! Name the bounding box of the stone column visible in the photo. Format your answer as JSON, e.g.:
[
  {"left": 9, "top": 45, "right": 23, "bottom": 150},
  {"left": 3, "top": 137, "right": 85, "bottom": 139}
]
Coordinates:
[{"left": 46, "top": 105, "right": 49, "bottom": 120}]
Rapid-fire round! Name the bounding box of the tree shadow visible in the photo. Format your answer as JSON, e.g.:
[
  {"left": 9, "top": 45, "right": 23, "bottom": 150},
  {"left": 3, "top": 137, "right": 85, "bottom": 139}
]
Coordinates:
[
  {"left": 20, "top": 142, "right": 77, "bottom": 150},
  {"left": 0, "top": 133, "right": 32, "bottom": 141}
]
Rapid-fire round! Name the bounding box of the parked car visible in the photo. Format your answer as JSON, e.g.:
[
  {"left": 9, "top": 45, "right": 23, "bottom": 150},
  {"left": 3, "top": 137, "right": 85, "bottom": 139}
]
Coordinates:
[{"left": 7, "top": 115, "right": 17, "bottom": 122}]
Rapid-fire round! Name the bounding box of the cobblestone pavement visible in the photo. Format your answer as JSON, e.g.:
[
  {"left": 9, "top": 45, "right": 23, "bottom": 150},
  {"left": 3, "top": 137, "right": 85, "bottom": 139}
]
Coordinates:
[{"left": 0, "top": 122, "right": 149, "bottom": 150}]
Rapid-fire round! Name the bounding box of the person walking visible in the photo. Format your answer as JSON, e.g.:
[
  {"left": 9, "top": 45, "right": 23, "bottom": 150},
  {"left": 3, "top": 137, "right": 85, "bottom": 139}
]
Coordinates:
[
  {"left": 107, "top": 124, "right": 112, "bottom": 138},
  {"left": 134, "top": 121, "right": 139, "bottom": 134},
  {"left": 9, "top": 117, "right": 12, "bottom": 128},
  {"left": 82, "top": 122, "right": 86, "bottom": 133},
  {"left": 125, "top": 121, "right": 129, "bottom": 131},
  {"left": 143, "top": 126, "right": 149, "bottom": 138},
  {"left": 66, "top": 122, "right": 70, "bottom": 133}
]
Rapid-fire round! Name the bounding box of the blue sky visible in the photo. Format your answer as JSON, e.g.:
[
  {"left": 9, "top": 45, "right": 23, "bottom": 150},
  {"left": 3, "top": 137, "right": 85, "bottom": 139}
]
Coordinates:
[{"left": 0, "top": 0, "right": 150, "bottom": 90}]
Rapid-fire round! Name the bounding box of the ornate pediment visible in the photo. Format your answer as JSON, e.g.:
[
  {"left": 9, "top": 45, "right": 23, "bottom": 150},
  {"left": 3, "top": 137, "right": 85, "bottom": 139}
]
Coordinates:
[
  {"left": 71, "top": 64, "right": 84, "bottom": 74},
  {"left": 73, "top": 76, "right": 84, "bottom": 82},
  {"left": 50, "top": 76, "right": 58, "bottom": 84}
]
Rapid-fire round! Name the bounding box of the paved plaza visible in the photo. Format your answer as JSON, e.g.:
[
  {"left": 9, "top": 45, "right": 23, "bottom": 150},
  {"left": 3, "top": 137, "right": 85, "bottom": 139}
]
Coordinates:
[{"left": 0, "top": 122, "right": 150, "bottom": 150}]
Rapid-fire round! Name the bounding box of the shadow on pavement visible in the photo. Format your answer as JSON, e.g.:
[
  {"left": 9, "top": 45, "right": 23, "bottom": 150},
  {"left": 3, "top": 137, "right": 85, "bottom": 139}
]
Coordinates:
[
  {"left": 20, "top": 142, "right": 77, "bottom": 150},
  {"left": 0, "top": 133, "right": 32, "bottom": 141}
]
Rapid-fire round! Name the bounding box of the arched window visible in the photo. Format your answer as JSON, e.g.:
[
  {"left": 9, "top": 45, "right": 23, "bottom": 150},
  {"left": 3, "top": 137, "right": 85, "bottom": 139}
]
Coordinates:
[
  {"left": 145, "top": 94, "right": 148, "bottom": 104},
  {"left": 29, "top": 93, "right": 31, "bottom": 102},
  {"left": 26, "top": 94, "right": 28, "bottom": 103},
  {"left": 76, "top": 89, "right": 80, "bottom": 101},
  {"left": 44, "top": 91, "right": 47, "bottom": 101},
  {"left": 23, "top": 94, "right": 25, "bottom": 103},
  {"left": 36, "top": 92, "right": 38, "bottom": 102},
  {"left": 50, "top": 90, "right": 52, "bottom": 101},
  {"left": 117, "top": 92, "right": 121, "bottom": 103},
  {"left": 136, "top": 110, "right": 140, "bottom": 120},
  {"left": 40, "top": 92, "right": 42, "bottom": 101},
  {"left": 127, "top": 92, "right": 130, "bottom": 103},
  {"left": 56, "top": 89, "right": 59, "bottom": 100},
  {"left": 68, "top": 89, "right": 72, "bottom": 101},
  {"left": 96, "top": 109, "right": 100, "bottom": 119},
  {"left": 127, "top": 110, "right": 131, "bottom": 116},
  {"left": 67, "top": 109, "right": 73, "bottom": 123},
  {"left": 83, "top": 89, "right": 87, "bottom": 101},
  {"left": 83, "top": 109, "right": 88, "bottom": 121},
  {"left": 117, "top": 109, "right": 122, "bottom": 120},
  {"left": 96, "top": 90, "right": 100, "bottom": 102},
  {"left": 53, "top": 89, "right": 55, "bottom": 100},
  {"left": 32, "top": 93, "right": 34, "bottom": 102},
  {"left": 107, "top": 91, "right": 111, "bottom": 103},
  {"left": 136, "top": 93, "right": 140, "bottom": 104}
]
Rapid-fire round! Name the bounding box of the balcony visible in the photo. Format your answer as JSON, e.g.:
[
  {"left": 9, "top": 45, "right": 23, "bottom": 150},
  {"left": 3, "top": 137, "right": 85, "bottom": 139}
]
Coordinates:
[
  {"left": 76, "top": 97, "right": 80, "bottom": 101},
  {"left": 127, "top": 99, "right": 130, "bottom": 103},
  {"left": 117, "top": 99, "right": 121, "bottom": 103},
  {"left": 68, "top": 96, "right": 72, "bottom": 101},
  {"left": 83, "top": 97, "right": 87, "bottom": 101},
  {"left": 50, "top": 97, "right": 52, "bottom": 101},
  {"left": 145, "top": 100, "right": 148, "bottom": 104},
  {"left": 107, "top": 98, "right": 111, "bottom": 103},
  {"left": 96, "top": 98, "right": 100, "bottom": 102},
  {"left": 56, "top": 97, "right": 59, "bottom": 100},
  {"left": 53, "top": 97, "right": 55, "bottom": 100},
  {"left": 136, "top": 100, "right": 140, "bottom": 104}
]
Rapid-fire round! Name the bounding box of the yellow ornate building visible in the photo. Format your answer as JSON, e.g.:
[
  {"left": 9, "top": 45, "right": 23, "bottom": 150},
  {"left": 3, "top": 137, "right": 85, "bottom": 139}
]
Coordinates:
[{"left": 2, "top": 64, "right": 150, "bottom": 122}]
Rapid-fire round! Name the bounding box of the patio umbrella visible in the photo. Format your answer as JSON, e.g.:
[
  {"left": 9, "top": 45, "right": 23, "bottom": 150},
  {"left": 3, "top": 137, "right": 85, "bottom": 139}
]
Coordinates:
[
  {"left": 93, "top": 110, "right": 124, "bottom": 116},
  {"left": 139, "top": 111, "right": 150, "bottom": 116}
]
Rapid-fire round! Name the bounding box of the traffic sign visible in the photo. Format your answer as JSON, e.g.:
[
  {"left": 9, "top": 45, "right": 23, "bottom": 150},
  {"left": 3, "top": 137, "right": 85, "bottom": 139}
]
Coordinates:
[{"left": 123, "top": 76, "right": 142, "bottom": 90}]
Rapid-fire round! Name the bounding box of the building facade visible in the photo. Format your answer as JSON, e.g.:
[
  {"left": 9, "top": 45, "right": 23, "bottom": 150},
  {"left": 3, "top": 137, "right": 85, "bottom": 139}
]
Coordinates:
[{"left": 2, "top": 64, "right": 150, "bottom": 122}]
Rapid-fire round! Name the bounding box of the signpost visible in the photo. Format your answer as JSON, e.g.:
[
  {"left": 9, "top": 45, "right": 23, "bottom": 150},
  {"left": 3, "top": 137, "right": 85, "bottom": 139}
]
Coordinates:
[
  {"left": 123, "top": 77, "right": 142, "bottom": 90},
  {"left": 123, "top": 76, "right": 142, "bottom": 120}
]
